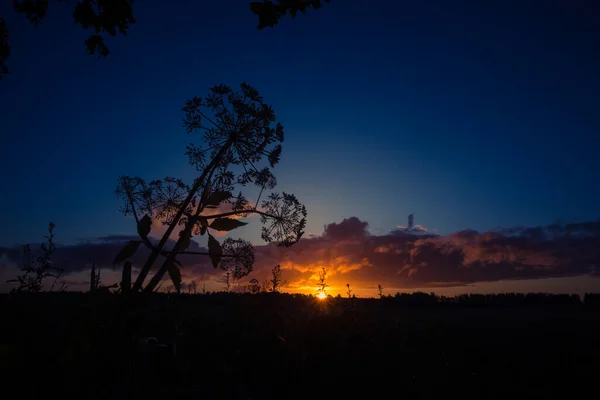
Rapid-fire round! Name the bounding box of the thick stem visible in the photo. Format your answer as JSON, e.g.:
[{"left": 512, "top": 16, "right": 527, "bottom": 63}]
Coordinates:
[
  {"left": 132, "top": 139, "right": 233, "bottom": 292},
  {"left": 143, "top": 228, "right": 190, "bottom": 292},
  {"left": 144, "top": 160, "right": 226, "bottom": 292}
]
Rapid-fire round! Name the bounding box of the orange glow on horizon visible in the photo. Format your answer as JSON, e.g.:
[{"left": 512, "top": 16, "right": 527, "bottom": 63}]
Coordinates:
[{"left": 316, "top": 291, "right": 327, "bottom": 300}]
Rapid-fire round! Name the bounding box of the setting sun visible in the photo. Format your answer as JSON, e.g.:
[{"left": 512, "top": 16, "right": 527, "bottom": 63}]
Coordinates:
[{"left": 316, "top": 292, "right": 327, "bottom": 300}]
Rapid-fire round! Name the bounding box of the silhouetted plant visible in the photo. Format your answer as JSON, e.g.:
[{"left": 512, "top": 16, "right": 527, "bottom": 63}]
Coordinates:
[
  {"left": 0, "top": 0, "right": 135, "bottom": 79},
  {"left": 316, "top": 268, "right": 328, "bottom": 297},
  {"left": 250, "top": 0, "right": 331, "bottom": 29},
  {"left": 90, "top": 261, "right": 100, "bottom": 293},
  {"left": 346, "top": 283, "right": 352, "bottom": 298},
  {"left": 248, "top": 278, "right": 261, "bottom": 294},
  {"left": 87, "top": 260, "right": 118, "bottom": 294},
  {"left": 6, "top": 222, "right": 68, "bottom": 292},
  {"left": 223, "top": 272, "right": 232, "bottom": 293},
  {"left": 264, "top": 264, "right": 286, "bottom": 293},
  {"left": 114, "top": 83, "right": 306, "bottom": 294},
  {"left": 377, "top": 284, "right": 384, "bottom": 298}
]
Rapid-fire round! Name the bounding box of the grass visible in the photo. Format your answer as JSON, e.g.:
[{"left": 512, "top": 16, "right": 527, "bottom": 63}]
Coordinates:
[{"left": 1, "top": 292, "right": 599, "bottom": 399}]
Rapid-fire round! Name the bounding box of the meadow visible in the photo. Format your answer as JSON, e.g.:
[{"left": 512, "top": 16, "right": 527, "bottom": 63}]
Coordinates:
[{"left": 2, "top": 291, "right": 600, "bottom": 399}]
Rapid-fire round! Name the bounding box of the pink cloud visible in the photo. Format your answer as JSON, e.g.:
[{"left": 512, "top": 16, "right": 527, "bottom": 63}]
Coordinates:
[{"left": 4, "top": 217, "right": 600, "bottom": 296}]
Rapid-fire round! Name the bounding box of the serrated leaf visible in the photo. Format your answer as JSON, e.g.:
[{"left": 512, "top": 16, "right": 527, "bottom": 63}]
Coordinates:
[
  {"left": 113, "top": 240, "right": 141, "bottom": 265},
  {"left": 167, "top": 260, "right": 182, "bottom": 293},
  {"left": 205, "top": 190, "right": 232, "bottom": 207},
  {"left": 209, "top": 218, "right": 247, "bottom": 232},
  {"left": 208, "top": 233, "right": 222, "bottom": 268},
  {"left": 137, "top": 215, "right": 152, "bottom": 239}
]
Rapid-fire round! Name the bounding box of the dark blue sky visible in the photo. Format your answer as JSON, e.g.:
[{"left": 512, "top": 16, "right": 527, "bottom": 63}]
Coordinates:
[{"left": 1, "top": 0, "right": 599, "bottom": 247}]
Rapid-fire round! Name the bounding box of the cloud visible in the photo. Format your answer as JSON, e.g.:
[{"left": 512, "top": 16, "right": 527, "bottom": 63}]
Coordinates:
[
  {"left": 324, "top": 217, "right": 369, "bottom": 239},
  {"left": 2, "top": 217, "right": 600, "bottom": 294}
]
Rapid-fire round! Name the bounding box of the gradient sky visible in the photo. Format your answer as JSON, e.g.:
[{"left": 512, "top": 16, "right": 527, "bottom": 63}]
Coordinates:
[{"left": 1, "top": 1, "right": 600, "bottom": 294}]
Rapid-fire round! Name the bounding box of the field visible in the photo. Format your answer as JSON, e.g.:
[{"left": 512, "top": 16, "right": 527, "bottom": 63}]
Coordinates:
[{"left": 2, "top": 292, "right": 600, "bottom": 399}]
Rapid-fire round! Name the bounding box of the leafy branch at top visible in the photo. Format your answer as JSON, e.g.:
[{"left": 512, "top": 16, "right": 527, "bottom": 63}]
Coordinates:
[
  {"left": 250, "top": 0, "right": 331, "bottom": 29},
  {"left": 1, "top": 0, "right": 331, "bottom": 80},
  {"left": 1, "top": 0, "right": 135, "bottom": 80}
]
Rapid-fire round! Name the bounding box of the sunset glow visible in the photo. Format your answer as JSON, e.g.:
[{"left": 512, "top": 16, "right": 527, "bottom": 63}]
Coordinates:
[{"left": 316, "top": 291, "right": 327, "bottom": 300}]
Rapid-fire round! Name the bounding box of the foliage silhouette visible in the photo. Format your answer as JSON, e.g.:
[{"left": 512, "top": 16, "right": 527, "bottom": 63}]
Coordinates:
[
  {"left": 222, "top": 271, "right": 232, "bottom": 292},
  {"left": 316, "top": 267, "right": 328, "bottom": 297},
  {"left": 88, "top": 260, "right": 118, "bottom": 294},
  {"left": 115, "top": 83, "right": 306, "bottom": 294},
  {"left": 0, "top": 0, "right": 135, "bottom": 80},
  {"left": 89, "top": 261, "right": 100, "bottom": 293},
  {"left": 6, "top": 222, "right": 68, "bottom": 292},
  {"left": 250, "top": 0, "right": 331, "bottom": 29},
  {"left": 247, "top": 278, "right": 261, "bottom": 294},
  {"left": 263, "top": 264, "right": 286, "bottom": 292},
  {"left": 0, "top": 0, "right": 329, "bottom": 80}
]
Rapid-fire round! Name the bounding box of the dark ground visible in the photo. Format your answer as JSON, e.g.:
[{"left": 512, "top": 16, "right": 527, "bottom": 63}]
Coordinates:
[{"left": 1, "top": 292, "right": 599, "bottom": 399}]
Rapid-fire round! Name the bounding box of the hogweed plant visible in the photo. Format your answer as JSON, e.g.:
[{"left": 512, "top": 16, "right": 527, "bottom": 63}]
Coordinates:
[{"left": 114, "top": 83, "right": 307, "bottom": 293}]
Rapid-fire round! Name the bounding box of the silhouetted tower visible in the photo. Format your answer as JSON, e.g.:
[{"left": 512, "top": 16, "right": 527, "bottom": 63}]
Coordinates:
[{"left": 408, "top": 214, "right": 414, "bottom": 230}]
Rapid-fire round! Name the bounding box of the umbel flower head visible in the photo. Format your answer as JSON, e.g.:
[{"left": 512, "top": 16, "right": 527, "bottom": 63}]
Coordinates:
[
  {"left": 113, "top": 83, "right": 307, "bottom": 293},
  {"left": 261, "top": 192, "right": 307, "bottom": 247}
]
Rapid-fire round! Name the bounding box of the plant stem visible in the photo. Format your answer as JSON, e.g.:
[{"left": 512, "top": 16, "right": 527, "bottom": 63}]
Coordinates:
[{"left": 132, "top": 138, "right": 233, "bottom": 291}]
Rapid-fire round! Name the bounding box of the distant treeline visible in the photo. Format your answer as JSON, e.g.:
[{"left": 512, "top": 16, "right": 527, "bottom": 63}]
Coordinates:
[
  {"left": 375, "top": 291, "right": 600, "bottom": 308},
  {"left": 3, "top": 291, "right": 600, "bottom": 309}
]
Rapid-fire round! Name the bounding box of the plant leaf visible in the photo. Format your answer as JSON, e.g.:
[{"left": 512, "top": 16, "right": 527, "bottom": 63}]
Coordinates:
[
  {"left": 113, "top": 240, "right": 141, "bottom": 265},
  {"left": 167, "top": 260, "right": 182, "bottom": 293},
  {"left": 137, "top": 214, "right": 152, "bottom": 239},
  {"left": 181, "top": 234, "right": 191, "bottom": 251},
  {"left": 205, "top": 190, "right": 232, "bottom": 207},
  {"left": 208, "top": 233, "right": 222, "bottom": 268},
  {"left": 209, "top": 218, "right": 247, "bottom": 232}
]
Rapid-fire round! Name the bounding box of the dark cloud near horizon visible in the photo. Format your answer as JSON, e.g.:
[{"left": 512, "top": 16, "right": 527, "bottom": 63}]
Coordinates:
[
  {"left": 324, "top": 217, "right": 369, "bottom": 239},
  {"left": 2, "top": 217, "right": 600, "bottom": 291}
]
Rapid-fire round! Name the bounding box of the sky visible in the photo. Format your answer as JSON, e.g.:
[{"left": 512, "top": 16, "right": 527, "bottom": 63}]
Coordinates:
[{"left": 1, "top": 0, "right": 600, "bottom": 296}]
